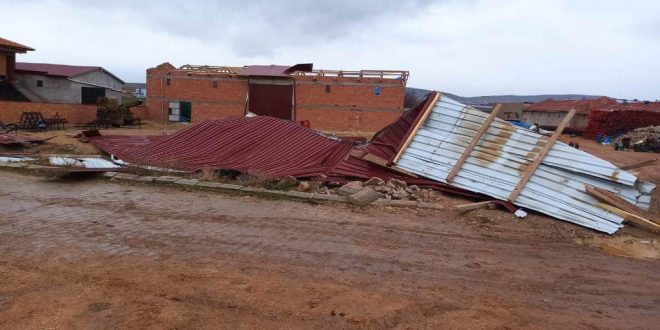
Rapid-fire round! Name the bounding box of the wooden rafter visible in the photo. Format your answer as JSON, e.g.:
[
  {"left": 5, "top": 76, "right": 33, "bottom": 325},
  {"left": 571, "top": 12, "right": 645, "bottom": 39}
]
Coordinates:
[
  {"left": 392, "top": 92, "right": 441, "bottom": 163},
  {"left": 445, "top": 104, "right": 502, "bottom": 183},
  {"left": 507, "top": 109, "right": 576, "bottom": 202}
]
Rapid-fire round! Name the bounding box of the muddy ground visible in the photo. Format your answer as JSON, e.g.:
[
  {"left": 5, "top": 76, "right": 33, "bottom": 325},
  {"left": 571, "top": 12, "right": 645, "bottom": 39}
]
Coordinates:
[
  {"left": 0, "top": 130, "right": 658, "bottom": 329},
  {"left": 0, "top": 170, "right": 658, "bottom": 329}
]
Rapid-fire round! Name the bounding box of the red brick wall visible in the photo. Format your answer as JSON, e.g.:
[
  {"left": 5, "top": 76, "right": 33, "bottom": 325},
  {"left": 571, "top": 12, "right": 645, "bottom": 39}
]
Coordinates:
[
  {"left": 129, "top": 105, "right": 147, "bottom": 119},
  {"left": 145, "top": 65, "right": 247, "bottom": 123},
  {"left": 294, "top": 76, "right": 405, "bottom": 132},
  {"left": 0, "top": 101, "right": 96, "bottom": 124},
  {"left": 144, "top": 64, "right": 406, "bottom": 132}
]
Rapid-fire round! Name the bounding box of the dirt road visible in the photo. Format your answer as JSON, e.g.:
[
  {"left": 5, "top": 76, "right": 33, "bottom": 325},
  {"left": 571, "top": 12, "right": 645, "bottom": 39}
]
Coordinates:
[{"left": 0, "top": 171, "right": 659, "bottom": 329}]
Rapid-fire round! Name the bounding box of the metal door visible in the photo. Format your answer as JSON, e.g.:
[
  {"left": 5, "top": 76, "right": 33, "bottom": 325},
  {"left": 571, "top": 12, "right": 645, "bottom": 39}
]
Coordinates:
[{"left": 247, "top": 82, "right": 293, "bottom": 120}]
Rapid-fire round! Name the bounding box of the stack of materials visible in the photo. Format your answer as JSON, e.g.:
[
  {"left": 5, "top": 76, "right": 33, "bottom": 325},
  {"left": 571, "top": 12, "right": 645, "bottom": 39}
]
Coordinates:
[
  {"left": 364, "top": 92, "right": 655, "bottom": 234},
  {"left": 613, "top": 126, "right": 660, "bottom": 144},
  {"left": 584, "top": 109, "right": 660, "bottom": 139}
]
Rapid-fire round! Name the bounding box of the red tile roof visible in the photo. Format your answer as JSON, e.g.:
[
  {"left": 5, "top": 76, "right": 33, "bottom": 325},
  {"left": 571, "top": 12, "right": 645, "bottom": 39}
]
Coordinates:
[
  {"left": 15, "top": 62, "right": 124, "bottom": 83},
  {"left": 524, "top": 97, "right": 616, "bottom": 115},
  {"left": 0, "top": 37, "right": 34, "bottom": 53}
]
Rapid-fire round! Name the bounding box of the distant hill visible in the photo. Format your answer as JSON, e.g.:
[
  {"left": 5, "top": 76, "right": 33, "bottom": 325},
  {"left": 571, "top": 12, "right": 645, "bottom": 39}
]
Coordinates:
[{"left": 405, "top": 88, "right": 603, "bottom": 108}]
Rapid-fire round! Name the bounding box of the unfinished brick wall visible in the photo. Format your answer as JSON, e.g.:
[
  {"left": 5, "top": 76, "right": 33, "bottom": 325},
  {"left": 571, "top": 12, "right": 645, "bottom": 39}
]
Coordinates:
[
  {"left": 294, "top": 76, "right": 405, "bottom": 132},
  {"left": 145, "top": 64, "right": 247, "bottom": 123},
  {"left": 0, "top": 101, "right": 96, "bottom": 124},
  {"left": 144, "top": 63, "right": 406, "bottom": 133}
]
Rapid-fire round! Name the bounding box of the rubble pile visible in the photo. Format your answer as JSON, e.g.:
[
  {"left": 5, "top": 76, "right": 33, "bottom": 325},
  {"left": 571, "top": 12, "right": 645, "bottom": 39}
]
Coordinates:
[
  {"left": 613, "top": 126, "right": 660, "bottom": 143},
  {"left": 612, "top": 126, "right": 660, "bottom": 152},
  {"left": 293, "top": 176, "right": 444, "bottom": 204}
]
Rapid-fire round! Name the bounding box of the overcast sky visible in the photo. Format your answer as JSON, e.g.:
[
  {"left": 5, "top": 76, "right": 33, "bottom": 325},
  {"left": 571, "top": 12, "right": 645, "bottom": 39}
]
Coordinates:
[{"left": 2, "top": 0, "right": 658, "bottom": 99}]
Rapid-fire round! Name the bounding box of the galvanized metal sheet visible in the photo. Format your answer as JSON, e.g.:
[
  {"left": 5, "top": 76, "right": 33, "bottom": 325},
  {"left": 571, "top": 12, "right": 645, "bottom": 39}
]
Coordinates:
[{"left": 395, "top": 94, "right": 655, "bottom": 234}]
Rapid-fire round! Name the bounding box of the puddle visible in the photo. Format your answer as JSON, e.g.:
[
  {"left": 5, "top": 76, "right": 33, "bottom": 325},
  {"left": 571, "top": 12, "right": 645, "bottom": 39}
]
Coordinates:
[{"left": 577, "top": 235, "right": 659, "bottom": 260}]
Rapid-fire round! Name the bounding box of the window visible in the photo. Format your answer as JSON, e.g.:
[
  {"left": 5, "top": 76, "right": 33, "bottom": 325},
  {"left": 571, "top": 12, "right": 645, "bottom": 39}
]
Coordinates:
[
  {"left": 166, "top": 78, "right": 171, "bottom": 86},
  {"left": 213, "top": 80, "right": 218, "bottom": 88},
  {"left": 325, "top": 85, "right": 331, "bottom": 93},
  {"left": 374, "top": 86, "right": 381, "bottom": 96},
  {"left": 81, "top": 87, "right": 105, "bottom": 105},
  {"left": 37, "top": 80, "right": 43, "bottom": 87}
]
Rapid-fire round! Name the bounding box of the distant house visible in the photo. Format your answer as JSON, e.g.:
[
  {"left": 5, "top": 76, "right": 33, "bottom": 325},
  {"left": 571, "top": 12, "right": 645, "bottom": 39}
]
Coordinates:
[
  {"left": 522, "top": 97, "right": 617, "bottom": 130},
  {"left": 0, "top": 37, "right": 34, "bottom": 100},
  {"left": 13, "top": 62, "right": 124, "bottom": 104},
  {"left": 123, "top": 82, "right": 147, "bottom": 99}
]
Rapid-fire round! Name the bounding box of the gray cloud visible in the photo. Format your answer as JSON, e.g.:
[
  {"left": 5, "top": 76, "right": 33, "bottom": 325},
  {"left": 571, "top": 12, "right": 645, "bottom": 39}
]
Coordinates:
[
  {"left": 52, "top": 0, "right": 438, "bottom": 56},
  {"left": 2, "top": 0, "right": 659, "bottom": 99}
]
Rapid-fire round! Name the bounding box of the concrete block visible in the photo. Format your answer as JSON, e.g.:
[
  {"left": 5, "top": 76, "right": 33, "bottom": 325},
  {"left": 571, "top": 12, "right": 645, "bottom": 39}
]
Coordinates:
[
  {"left": 216, "top": 183, "right": 242, "bottom": 190},
  {"left": 156, "top": 176, "right": 180, "bottom": 183},
  {"left": 197, "top": 181, "right": 223, "bottom": 188},
  {"left": 416, "top": 202, "right": 445, "bottom": 210},
  {"left": 114, "top": 173, "right": 137, "bottom": 180},
  {"left": 263, "top": 189, "right": 288, "bottom": 196},
  {"left": 286, "top": 190, "right": 313, "bottom": 200},
  {"left": 348, "top": 187, "right": 382, "bottom": 206},
  {"left": 135, "top": 176, "right": 157, "bottom": 182},
  {"left": 311, "top": 194, "right": 348, "bottom": 202},
  {"left": 337, "top": 186, "right": 359, "bottom": 196},
  {"left": 240, "top": 186, "right": 268, "bottom": 194},
  {"left": 382, "top": 200, "right": 418, "bottom": 208},
  {"left": 175, "top": 178, "right": 199, "bottom": 186}
]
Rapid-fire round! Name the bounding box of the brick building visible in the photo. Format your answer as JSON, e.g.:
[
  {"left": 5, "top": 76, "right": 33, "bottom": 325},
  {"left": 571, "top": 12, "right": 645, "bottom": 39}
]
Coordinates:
[
  {"left": 145, "top": 62, "right": 408, "bottom": 132},
  {"left": 522, "top": 97, "right": 617, "bottom": 130},
  {"left": 13, "top": 62, "right": 124, "bottom": 104},
  {"left": 0, "top": 37, "right": 34, "bottom": 101}
]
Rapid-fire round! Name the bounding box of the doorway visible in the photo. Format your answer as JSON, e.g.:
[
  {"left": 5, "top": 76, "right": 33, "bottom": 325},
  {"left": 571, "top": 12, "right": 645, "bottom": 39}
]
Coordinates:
[{"left": 247, "top": 80, "right": 293, "bottom": 120}]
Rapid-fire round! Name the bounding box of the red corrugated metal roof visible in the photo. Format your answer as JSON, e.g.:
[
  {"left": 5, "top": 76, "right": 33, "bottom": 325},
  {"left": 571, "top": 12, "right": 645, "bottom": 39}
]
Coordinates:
[
  {"left": 16, "top": 62, "right": 100, "bottom": 78},
  {"left": 0, "top": 37, "right": 34, "bottom": 52},
  {"left": 0, "top": 133, "right": 44, "bottom": 145},
  {"left": 365, "top": 92, "right": 440, "bottom": 163},
  {"left": 90, "top": 116, "right": 354, "bottom": 178},
  {"left": 15, "top": 62, "right": 125, "bottom": 83}
]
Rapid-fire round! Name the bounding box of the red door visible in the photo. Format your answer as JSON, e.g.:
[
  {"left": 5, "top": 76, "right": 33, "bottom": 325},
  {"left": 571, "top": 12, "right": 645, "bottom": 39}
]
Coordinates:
[{"left": 248, "top": 82, "right": 293, "bottom": 120}]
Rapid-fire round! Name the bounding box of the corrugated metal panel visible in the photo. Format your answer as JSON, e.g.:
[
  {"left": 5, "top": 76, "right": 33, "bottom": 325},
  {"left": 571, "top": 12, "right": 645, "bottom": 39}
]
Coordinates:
[
  {"left": 395, "top": 94, "right": 655, "bottom": 234},
  {"left": 90, "top": 116, "right": 354, "bottom": 178},
  {"left": 0, "top": 133, "right": 45, "bottom": 145},
  {"left": 366, "top": 92, "right": 440, "bottom": 162}
]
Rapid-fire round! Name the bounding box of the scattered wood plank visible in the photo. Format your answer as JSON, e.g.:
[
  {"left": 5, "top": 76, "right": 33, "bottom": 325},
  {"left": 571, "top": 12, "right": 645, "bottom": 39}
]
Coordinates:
[
  {"left": 445, "top": 104, "right": 502, "bottom": 183},
  {"left": 619, "top": 158, "right": 657, "bottom": 171},
  {"left": 393, "top": 92, "right": 441, "bottom": 163},
  {"left": 508, "top": 109, "right": 576, "bottom": 202},
  {"left": 597, "top": 203, "right": 660, "bottom": 233},
  {"left": 585, "top": 185, "right": 644, "bottom": 215},
  {"left": 453, "top": 201, "right": 496, "bottom": 212}
]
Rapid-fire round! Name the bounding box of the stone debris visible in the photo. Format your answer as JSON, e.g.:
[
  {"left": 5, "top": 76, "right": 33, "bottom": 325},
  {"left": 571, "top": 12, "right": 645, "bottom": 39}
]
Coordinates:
[{"left": 347, "top": 187, "right": 382, "bottom": 206}]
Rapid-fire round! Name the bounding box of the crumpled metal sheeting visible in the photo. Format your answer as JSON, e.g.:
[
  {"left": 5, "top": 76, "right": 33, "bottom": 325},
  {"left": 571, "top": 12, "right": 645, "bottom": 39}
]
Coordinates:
[
  {"left": 394, "top": 94, "right": 655, "bottom": 234},
  {"left": 365, "top": 95, "right": 435, "bottom": 163},
  {"left": 0, "top": 133, "right": 45, "bottom": 145},
  {"left": 90, "top": 117, "right": 354, "bottom": 178}
]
